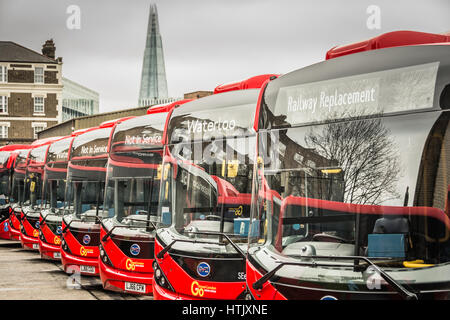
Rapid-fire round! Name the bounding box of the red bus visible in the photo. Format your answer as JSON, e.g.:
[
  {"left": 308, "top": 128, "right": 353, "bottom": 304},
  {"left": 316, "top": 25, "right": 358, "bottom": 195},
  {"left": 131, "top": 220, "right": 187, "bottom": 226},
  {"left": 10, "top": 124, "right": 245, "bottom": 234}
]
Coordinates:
[
  {"left": 152, "top": 75, "right": 276, "bottom": 300},
  {"left": 39, "top": 135, "right": 76, "bottom": 260},
  {"left": 246, "top": 31, "right": 450, "bottom": 300},
  {"left": 9, "top": 148, "right": 33, "bottom": 241},
  {"left": 0, "top": 145, "right": 31, "bottom": 240},
  {"left": 20, "top": 138, "right": 62, "bottom": 251},
  {"left": 60, "top": 119, "right": 130, "bottom": 276},
  {"left": 99, "top": 100, "right": 191, "bottom": 295}
]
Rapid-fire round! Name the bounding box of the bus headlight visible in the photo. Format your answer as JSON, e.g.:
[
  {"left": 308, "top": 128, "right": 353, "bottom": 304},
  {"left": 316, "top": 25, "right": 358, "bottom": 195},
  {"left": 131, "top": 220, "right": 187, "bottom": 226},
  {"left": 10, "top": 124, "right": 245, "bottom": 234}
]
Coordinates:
[
  {"left": 99, "top": 244, "right": 113, "bottom": 267},
  {"left": 61, "top": 237, "right": 71, "bottom": 254},
  {"left": 152, "top": 261, "right": 174, "bottom": 292}
]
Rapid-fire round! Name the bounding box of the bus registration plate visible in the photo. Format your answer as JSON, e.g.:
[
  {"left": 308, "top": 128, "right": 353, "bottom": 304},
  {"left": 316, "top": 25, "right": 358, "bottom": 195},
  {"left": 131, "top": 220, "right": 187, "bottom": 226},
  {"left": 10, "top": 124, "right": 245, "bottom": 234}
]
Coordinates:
[
  {"left": 125, "top": 282, "right": 146, "bottom": 293},
  {"left": 80, "top": 265, "right": 95, "bottom": 274}
]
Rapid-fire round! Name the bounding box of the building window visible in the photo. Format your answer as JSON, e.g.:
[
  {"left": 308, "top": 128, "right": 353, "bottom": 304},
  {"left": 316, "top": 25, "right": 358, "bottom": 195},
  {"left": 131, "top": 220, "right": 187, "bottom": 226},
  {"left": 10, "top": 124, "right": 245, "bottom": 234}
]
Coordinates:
[
  {"left": 32, "top": 122, "right": 47, "bottom": 139},
  {"left": 0, "top": 123, "right": 9, "bottom": 139},
  {"left": 33, "top": 126, "right": 45, "bottom": 139},
  {"left": 34, "top": 97, "right": 45, "bottom": 114},
  {"left": 0, "top": 66, "right": 7, "bottom": 83},
  {"left": 0, "top": 96, "right": 7, "bottom": 114},
  {"left": 34, "top": 67, "right": 44, "bottom": 83}
]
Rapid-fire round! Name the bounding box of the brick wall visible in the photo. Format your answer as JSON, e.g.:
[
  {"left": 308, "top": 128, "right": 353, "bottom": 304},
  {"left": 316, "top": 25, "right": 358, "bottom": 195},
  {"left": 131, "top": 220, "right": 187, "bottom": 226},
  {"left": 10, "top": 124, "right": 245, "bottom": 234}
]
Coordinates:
[
  {"left": 2, "top": 93, "right": 58, "bottom": 117},
  {"left": 44, "top": 71, "right": 58, "bottom": 84},
  {"left": 7, "top": 69, "right": 34, "bottom": 83}
]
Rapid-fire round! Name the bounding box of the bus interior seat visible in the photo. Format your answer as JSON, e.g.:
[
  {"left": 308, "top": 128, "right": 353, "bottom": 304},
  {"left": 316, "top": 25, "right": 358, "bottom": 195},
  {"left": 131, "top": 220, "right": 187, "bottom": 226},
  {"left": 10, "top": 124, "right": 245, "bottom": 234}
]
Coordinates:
[
  {"left": 367, "top": 216, "right": 409, "bottom": 258},
  {"left": 372, "top": 216, "right": 409, "bottom": 234}
]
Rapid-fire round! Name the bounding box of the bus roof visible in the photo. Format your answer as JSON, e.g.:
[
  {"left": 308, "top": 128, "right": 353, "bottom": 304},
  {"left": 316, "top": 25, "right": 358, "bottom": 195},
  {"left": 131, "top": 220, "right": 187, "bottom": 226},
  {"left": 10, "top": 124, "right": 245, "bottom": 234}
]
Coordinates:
[
  {"left": 13, "top": 148, "right": 32, "bottom": 172},
  {"left": 46, "top": 136, "right": 75, "bottom": 164},
  {"left": 258, "top": 42, "right": 450, "bottom": 130},
  {"left": 0, "top": 151, "right": 11, "bottom": 169},
  {"left": 71, "top": 127, "right": 97, "bottom": 136},
  {"left": 167, "top": 88, "right": 260, "bottom": 144},
  {"left": 31, "top": 136, "right": 64, "bottom": 146},
  {"left": 99, "top": 116, "right": 136, "bottom": 128},
  {"left": 0, "top": 144, "right": 32, "bottom": 151},
  {"left": 70, "top": 126, "right": 113, "bottom": 161},
  {"left": 28, "top": 144, "right": 51, "bottom": 167},
  {"left": 111, "top": 110, "right": 171, "bottom": 154},
  {"left": 214, "top": 74, "right": 279, "bottom": 94},
  {"left": 147, "top": 99, "right": 193, "bottom": 114},
  {"left": 326, "top": 30, "right": 450, "bottom": 60}
]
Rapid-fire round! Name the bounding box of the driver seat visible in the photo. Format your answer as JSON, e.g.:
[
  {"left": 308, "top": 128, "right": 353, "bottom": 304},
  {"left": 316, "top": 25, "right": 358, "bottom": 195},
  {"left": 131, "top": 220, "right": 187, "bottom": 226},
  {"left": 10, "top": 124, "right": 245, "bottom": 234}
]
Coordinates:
[{"left": 367, "top": 216, "right": 410, "bottom": 258}]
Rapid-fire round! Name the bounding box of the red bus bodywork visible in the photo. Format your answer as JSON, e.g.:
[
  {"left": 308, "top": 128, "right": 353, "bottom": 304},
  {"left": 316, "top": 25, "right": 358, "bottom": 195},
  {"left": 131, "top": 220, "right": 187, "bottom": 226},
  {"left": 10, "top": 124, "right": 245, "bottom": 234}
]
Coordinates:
[
  {"left": 0, "top": 145, "right": 32, "bottom": 240},
  {"left": 20, "top": 138, "right": 63, "bottom": 251},
  {"left": 99, "top": 99, "right": 191, "bottom": 295},
  {"left": 153, "top": 75, "right": 274, "bottom": 300},
  {"left": 246, "top": 30, "right": 450, "bottom": 300},
  {"left": 61, "top": 119, "right": 132, "bottom": 276},
  {"left": 38, "top": 135, "right": 78, "bottom": 260}
]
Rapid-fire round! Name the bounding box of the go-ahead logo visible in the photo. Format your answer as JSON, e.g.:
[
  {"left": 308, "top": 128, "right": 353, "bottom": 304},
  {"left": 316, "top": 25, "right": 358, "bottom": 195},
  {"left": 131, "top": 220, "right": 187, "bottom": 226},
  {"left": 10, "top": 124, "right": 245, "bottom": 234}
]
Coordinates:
[
  {"left": 197, "top": 262, "right": 211, "bottom": 277},
  {"left": 130, "top": 244, "right": 140, "bottom": 256},
  {"left": 82, "top": 234, "right": 91, "bottom": 245},
  {"left": 54, "top": 236, "right": 61, "bottom": 245},
  {"left": 125, "top": 258, "right": 144, "bottom": 271},
  {"left": 191, "top": 281, "right": 216, "bottom": 297},
  {"left": 80, "top": 246, "right": 94, "bottom": 256}
]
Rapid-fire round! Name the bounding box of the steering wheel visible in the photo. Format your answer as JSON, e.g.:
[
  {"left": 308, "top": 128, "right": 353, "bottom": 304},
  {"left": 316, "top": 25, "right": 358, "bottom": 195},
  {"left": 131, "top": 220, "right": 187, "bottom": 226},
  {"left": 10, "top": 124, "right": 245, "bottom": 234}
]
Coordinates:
[
  {"left": 312, "top": 233, "right": 348, "bottom": 243},
  {"left": 204, "top": 215, "right": 221, "bottom": 221}
]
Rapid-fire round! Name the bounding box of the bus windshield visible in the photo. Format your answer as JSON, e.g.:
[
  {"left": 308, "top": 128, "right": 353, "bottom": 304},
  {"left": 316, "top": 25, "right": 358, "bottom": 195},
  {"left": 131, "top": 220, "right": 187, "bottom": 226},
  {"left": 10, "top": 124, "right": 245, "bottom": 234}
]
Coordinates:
[
  {"left": 23, "top": 170, "right": 44, "bottom": 209},
  {"left": 252, "top": 103, "right": 450, "bottom": 265},
  {"left": 10, "top": 173, "right": 24, "bottom": 204},
  {"left": 64, "top": 180, "right": 104, "bottom": 219},
  {"left": 104, "top": 112, "right": 168, "bottom": 229},
  {"left": 42, "top": 177, "right": 66, "bottom": 213},
  {"left": 0, "top": 173, "right": 9, "bottom": 205},
  {"left": 104, "top": 163, "right": 161, "bottom": 228},
  {"left": 159, "top": 136, "right": 255, "bottom": 242}
]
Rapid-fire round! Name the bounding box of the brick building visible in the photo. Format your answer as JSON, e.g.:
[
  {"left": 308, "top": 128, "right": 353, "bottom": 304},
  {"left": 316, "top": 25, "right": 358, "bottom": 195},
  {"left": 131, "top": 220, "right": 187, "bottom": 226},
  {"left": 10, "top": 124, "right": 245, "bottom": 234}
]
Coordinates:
[
  {"left": 183, "top": 91, "right": 213, "bottom": 100},
  {"left": 0, "top": 39, "right": 63, "bottom": 145}
]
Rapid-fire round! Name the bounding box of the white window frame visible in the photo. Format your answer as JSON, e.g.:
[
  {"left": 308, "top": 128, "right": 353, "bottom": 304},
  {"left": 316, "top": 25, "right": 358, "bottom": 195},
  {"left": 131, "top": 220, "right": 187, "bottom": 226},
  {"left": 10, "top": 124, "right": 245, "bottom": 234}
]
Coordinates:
[
  {"left": 0, "top": 66, "right": 7, "bottom": 83},
  {"left": 33, "top": 96, "right": 45, "bottom": 114},
  {"left": 32, "top": 122, "right": 47, "bottom": 139},
  {"left": 34, "top": 66, "right": 44, "bottom": 83},
  {"left": 0, "top": 122, "right": 10, "bottom": 139},
  {"left": 0, "top": 96, "right": 7, "bottom": 114}
]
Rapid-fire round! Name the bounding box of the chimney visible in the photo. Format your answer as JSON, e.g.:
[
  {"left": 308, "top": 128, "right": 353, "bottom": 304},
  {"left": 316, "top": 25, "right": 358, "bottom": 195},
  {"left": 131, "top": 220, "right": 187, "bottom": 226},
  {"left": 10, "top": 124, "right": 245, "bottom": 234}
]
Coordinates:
[{"left": 42, "top": 39, "right": 56, "bottom": 59}]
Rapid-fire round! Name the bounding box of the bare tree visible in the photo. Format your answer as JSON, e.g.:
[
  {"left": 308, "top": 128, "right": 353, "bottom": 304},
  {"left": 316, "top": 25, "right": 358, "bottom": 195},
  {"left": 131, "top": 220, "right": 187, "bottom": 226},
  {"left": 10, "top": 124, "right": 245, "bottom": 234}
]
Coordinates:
[{"left": 305, "top": 116, "right": 401, "bottom": 205}]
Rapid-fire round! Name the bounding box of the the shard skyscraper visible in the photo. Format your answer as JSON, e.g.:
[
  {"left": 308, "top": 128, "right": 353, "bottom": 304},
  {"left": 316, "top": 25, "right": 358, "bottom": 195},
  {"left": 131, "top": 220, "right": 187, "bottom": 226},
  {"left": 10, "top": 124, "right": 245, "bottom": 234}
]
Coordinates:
[{"left": 138, "top": 3, "right": 169, "bottom": 107}]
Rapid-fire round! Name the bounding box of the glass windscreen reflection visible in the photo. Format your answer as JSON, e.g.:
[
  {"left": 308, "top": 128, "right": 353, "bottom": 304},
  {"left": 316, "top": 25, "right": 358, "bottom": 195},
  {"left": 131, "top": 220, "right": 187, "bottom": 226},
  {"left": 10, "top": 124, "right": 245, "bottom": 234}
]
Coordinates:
[{"left": 160, "top": 136, "right": 255, "bottom": 241}]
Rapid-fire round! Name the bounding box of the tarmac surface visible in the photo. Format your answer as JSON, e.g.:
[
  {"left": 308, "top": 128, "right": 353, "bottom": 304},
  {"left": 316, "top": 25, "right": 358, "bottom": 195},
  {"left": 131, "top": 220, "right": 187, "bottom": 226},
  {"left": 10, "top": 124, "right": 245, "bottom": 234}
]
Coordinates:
[{"left": 0, "top": 239, "right": 153, "bottom": 300}]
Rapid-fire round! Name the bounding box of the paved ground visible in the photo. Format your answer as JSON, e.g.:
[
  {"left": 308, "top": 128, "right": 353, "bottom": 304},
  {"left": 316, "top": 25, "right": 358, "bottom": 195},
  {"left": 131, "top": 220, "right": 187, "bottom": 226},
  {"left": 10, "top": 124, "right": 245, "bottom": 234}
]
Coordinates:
[{"left": 0, "top": 239, "right": 152, "bottom": 300}]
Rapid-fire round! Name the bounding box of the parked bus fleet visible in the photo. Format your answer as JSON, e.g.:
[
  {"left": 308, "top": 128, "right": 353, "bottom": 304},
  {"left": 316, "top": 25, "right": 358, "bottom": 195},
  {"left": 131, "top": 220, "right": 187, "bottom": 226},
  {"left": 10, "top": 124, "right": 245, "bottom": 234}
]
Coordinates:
[{"left": 0, "top": 30, "right": 450, "bottom": 300}]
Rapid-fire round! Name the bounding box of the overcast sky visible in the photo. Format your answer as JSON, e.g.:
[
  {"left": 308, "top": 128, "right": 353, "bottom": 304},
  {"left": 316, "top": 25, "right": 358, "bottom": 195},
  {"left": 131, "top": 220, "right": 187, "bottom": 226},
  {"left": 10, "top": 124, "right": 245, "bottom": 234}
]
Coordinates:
[{"left": 0, "top": 0, "right": 448, "bottom": 113}]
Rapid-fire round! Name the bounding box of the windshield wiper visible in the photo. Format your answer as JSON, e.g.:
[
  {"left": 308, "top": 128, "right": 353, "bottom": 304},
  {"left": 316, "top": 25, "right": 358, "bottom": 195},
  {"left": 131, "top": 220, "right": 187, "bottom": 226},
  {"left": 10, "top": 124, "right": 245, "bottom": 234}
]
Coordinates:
[
  {"left": 61, "top": 215, "right": 101, "bottom": 233},
  {"left": 102, "top": 218, "right": 157, "bottom": 242},
  {"left": 62, "top": 218, "right": 76, "bottom": 233},
  {"left": 252, "top": 255, "right": 417, "bottom": 300},
  {"left": 40, "top": 212, "right": 62, "bottom": 227},
  {"left": 157, "top": 231, "right": 246, "bottom": 259}
]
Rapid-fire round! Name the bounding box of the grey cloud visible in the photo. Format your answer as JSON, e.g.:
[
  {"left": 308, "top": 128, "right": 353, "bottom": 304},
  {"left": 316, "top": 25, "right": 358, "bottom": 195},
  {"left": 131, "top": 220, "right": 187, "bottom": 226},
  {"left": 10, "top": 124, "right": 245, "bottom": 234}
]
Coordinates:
[{"left": 0, "top": 0, "right": 448, "bottom": 112}]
